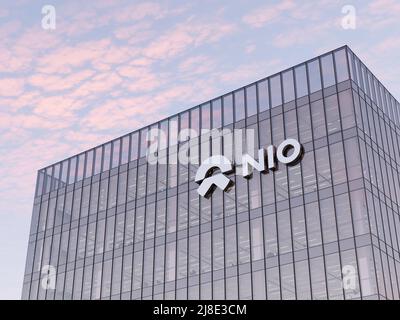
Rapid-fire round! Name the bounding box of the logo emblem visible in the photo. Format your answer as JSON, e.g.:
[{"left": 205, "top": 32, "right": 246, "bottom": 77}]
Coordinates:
[{"left": 195, "top": 155, "right": 234, "bottom": 198}]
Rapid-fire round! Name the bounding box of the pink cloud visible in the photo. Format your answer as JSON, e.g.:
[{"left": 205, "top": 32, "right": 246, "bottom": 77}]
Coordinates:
[
  {"left": 70, "top": 71, "right": 123, "bottom": 97},
  {"left": 219, "top": 60, "right": 282, "bottom": 84},
  {"left": 29, "top": 69, "right": 95, "bottom": 92},
  {"left": 273, "top": 20, "right": 334, "bottom": 48},
  {"left": 0, "top": 91, "right": 41, "bottom": 112},
  {"left": 143, "top": 19, "right": 236, "bottom": 59},
  {"left": 242, "top": 0, "right": 296, "bottom": 28},
  {"left": 33, "top": 96, "right": 84, "bottom": 118},
  {"left": 178, "top": 55, "right": 216, "bottom": 75},
  {"left": 0, "top": 78, "right": 25, "bottom": 97},
  {"left": 0, "top": 8, "right": 8, "bottom": 18},
  {"left": 36, "top": 38, "right": 116, "bottom": 73}
]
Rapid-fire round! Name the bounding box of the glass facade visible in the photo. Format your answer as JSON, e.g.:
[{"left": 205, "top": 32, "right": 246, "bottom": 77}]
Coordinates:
[{"left": 22, "top": 46, "right": 400, "bottom": 300}]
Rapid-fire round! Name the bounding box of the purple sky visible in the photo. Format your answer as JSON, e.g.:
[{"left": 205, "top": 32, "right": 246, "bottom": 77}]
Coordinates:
[{"left": 0, "top": 0, "right": 399, "bottom": 299}]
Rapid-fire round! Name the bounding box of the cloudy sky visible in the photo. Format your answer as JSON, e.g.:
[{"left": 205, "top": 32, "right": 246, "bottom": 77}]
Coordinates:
[{"left": 0, "top": 0, "right": 399, "bottom": 299}]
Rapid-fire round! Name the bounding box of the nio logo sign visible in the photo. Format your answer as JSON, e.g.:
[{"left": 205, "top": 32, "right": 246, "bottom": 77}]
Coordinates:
[
  {"left": 195, "top": 155, "right": 234, "bottom": 198},
  {"left": 195, "top": 138, "right": 304, "bottom": 198}
]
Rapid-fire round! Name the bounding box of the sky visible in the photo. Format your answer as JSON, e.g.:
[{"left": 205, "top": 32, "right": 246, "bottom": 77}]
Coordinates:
[{"left": 0, "top": 0, "right": 399, "bottom": 300}]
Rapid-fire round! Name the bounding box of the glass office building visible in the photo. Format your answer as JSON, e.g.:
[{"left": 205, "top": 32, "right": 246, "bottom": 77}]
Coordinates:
[{"left": 22, "top": 46, "right": 400, "bottom": 300}]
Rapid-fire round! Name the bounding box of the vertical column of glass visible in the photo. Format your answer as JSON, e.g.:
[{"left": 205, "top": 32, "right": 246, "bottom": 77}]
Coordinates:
[
  {"left": 293, "top": 63, "right": 313, "bottom": 300},
  {"left": 176, "top": 112, "right": 190, "bottom": 299},
  {"left": 152, "top": 121, "right": 167, "bottom": 299},
  {"left": 188, "top": 108, "right": 200, "bottom": 300},
  {"left": 130, "top": 128, "right": 148, "bottom": 299}
]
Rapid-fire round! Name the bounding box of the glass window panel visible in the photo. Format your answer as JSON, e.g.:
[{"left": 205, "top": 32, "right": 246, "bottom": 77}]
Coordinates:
[
  {"left": 111, "top": 255, "right": 123, "bottom": 296},
  {"left": 105, "top": 215, "right": 115, "bottom": 252},
  {"left": 225, "top": 224, "right": 237, "bottom": 267},
  {"left": 166, "top": 196, "right": 177, "bottom": 234},
  {"left": 166, "top": 241, "right": 176, "bottom": 282},
  {"left": 357, "top": 246, "right": 378, "bottom": 297},
  {"left": 94, "top": 147, "right": 102, "bottom": 175},
  {"left": 306, "top": 202, "right": 322, "bottom": 246},
  {"left": 258, "top": 80, "right": 270, "bottom": 111},
  {"left": 295, "top": 260, "right": 311, "bottom": 299},
  {"left": 68, "top": 157, "right": 76, "bottom": 184},
  {"left": 211, "top": 98, "right": 222, "bottom": 128},
  {"left": 154, "top": 245, "right": 165, "bottom": 286},
  {"left": 361, "top": 64, "right": 369, "bottom": 96},
  {"left": 278, "top": 210, "right": 292, "bottom": 254},
  {"left": 180, "top": 111, "right": 189, "bottom": 130},
  {"left": 235, "top": 89, "right": 245, "bottom": 121},
  {"left": 200, "top": 231, "right": 211, "bottom": 273},
  {"left": 321, "top": 53, "right": 335, "bottom": 87},
  {"left": 124, "top": 209, "right": 134, "bottom": 246},
  {"left": 338, "top": 89, "right": 355, "bottom": 130},
  {"left": 239, "top": 273, "right": 252, "bottom": 299},
  {"left": 52, "top": 163, "right": 60, "bottom": 190},
  {"left": 117, "top": 170, "right": 127, "bottom": 206},
  {"left": 326, "top": 253, "right": 343, "bottom": 299},
  {"left": 252, "top": 270, "right": 266, "bottom": 299},
  {"left": 169, "top": 116, "right": 179, "bottom": 146},
  {"left": 315, "top": 146, "right": 331, "bottom": 189},
  {"left": 85, "top": 150, "right": 93, "bottom": 178},
  {"left": 264, "top": 214, "right": 277, "bottom": 258},
  {"left": 347, "top": 50, "right": 356, "bottom": 82},
  {"left": 246, "top": 84, "right": 257, "bottom": 116},
  {"left": 307, "top": 59, "right": 322, "bottom": 93},
  {"left": 250, "top": 218, "right": 264, "bottom": 261},
  {"left": 310, "top": 256, "right": 327, "bottom": 299},
  {"left": 130, "top": 132, "right": 139, "bottom": 161},
  {"left": 238, "top": 221, "right": 250, "bottom": 264},
  {"left": 201, "top": 103, "right": 211, "bottom": 129},
  {"left": 325, "top": 94, "right": 341, "bottom": 134},
  {"left": 298, "top": 104, "right": 312, "bottom": 143},
  {"left": 112, "top": 139, "right": 120, "bottom": 168},
  {"left": 132, "top": 250, "right": 143, "bottom": 291},
  {"left": 44, "top": 167, "right": 52, "bottom": 193},
  {"left": 121, "top": 135, "right": 129, "bottom": 165},
  {"left": 341, "top": 249, "right": 360, "bottom": 299},
  {"left": 61, "top": 160, "right": 69, "bottom": 186},
  {"left": 281, "top": 264, "right": 295, "bottom": 299},
  {"left": 335, "top": 193, "right": 353, "bottom": 239},
  {"left": 156, "top": 199, "right": 166, "bottom": 237},
  {"left": 190, "top": 107, "right": 200, "bottom": 134},
  {"left": 295, "top": 64, "right": 308, "bottom": 98},
  {"left": 291, "top": 206, "right": 307, "bottom": 250},
  {"left": 223, "top": 94, "right": 234, "bottom": 125},
  {"left": 330, "top": 142, "right": 347, "bottom": 185},
  {"left": 139, "top": 128, "right": 148, "bottom": 158},
  {"left": 143, "top": 247, "right": 154, "bottom": 288},
  {"left": 344, "top": 137, "right": 362, "bottom": 181},
  {"left": 95, "top": 219, "right": 105, "bottom": 254},
  {"left": 270, "top": 74, "right": 282, "bottom": 107},
  {"left": 266, "top": 267, "right": 280, "bottom": 299},
  {"left": 98, "top": 178, "right": 108, "bottom": 212},
  {"left": 103, "top": 143, "right": 111, "bottom": 172},
  {"left": 108, "top": 174, "right": 118, "bottom": 209},
  {"left": 76, "top": 153, "right": 85, "bottom": 181},
  {"left": 320, "top": 197, "right": 338, "bottom": 243},
  {"left": 177, "top": 238, "right": 188, "bottom": 279},
  {"left": 64, "top": 191, "right": 72, "bottom": 224},
  {"left": 282, "top": 69, "right": 295, "bottom": 102},
  {"left": 311, "top": 100, "right": 326, "bottom": 139},
  {"left": 134, "top": 206, "right": 145, "bottom": 242},
  {"left": 72, "top": 187, "right": 81, "bottom": 220}
]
